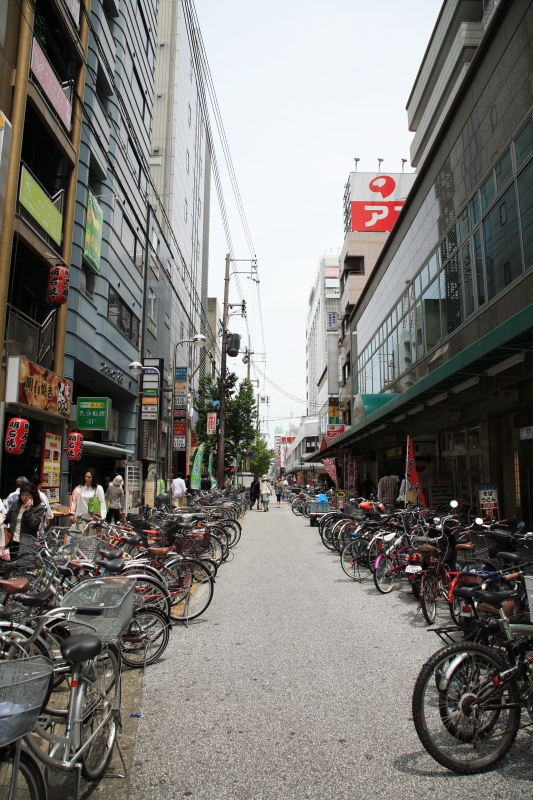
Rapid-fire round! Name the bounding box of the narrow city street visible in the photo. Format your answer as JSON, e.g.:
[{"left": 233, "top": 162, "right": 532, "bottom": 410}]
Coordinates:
[{"left": 129, "top": 505, "right": 533, "bottom": 800}]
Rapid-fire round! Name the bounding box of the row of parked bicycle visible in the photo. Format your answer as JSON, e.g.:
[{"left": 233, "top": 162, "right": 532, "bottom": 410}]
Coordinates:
[
  {"left": 292, "top": 489, "right": 533, "bottom": 775},
  {"left": 0, "top": 487, "right": 248, "bottom": 799}
]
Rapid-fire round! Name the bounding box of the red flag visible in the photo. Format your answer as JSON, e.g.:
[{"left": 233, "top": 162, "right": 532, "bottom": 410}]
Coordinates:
[
  {"left": 406, "top": 437, "right": 427, "bottom": 507},
  {"left": 322, "top": 458, "right": 338, "bottom": 486}
]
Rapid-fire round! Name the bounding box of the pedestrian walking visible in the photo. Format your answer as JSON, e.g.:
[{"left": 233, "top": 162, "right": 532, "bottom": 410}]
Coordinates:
[
  {"left": 377, "top": 469, "right": 398, "bottom": 507},
  {"left": 106, "top": 475, "right": 125, "bottom": 522},
  {"left": 69, "top": 468, "right": 106, "bottom": 522},
  {"left": 260, "top": 476, "right": 272, "bottom": 512},
  {"left": 171, "top": 472, "right": 187, "bottom": 507},
  {"left": 361, "top": 475, "right": 377, "bottom": 500},
  {"left": 249, "top": 477, "right": 260, "bottom": 509},
  {"left": 274, "top": 478, "right": 284, "bottom": 507}
]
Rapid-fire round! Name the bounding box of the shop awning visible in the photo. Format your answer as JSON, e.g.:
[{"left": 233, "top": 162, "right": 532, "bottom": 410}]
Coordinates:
[
  {"left": 305, "top": 301, "right": 533, "bottom": 460},
  {"left": 81, "top": 441, "right": 134, "bottom": 458}
]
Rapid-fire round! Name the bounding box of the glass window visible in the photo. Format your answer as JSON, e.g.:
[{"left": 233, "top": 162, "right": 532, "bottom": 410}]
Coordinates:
[
  {"left": 439, "top": 238, "right": 447, "bottom": 264},
  {"left": 495, "top": 149, "right": 513, "bottom": 194},
  {"left": 515, "top": 115, "right": 533, "bottom": 168},
  {"left": 444, "top": 253, "right": 462, "bottom": 334},
  {"left": 469, "top": 192, "right": 480, "bottom": 227},
  {"left": 420, "top": 262, "right": 430, "bottom": 292},
  {"left": 422, "top": 279, "right": 442, "bottom": 352},
  {"left": 428, "top": 252, "right": 438, "bottom": 281},
  {"left": 473, "top": 228, "right": 485, "bottom": 307},
  {"left": 481, "top": 173, "right": 496, "bottom": 211},
  {"left": 517, "top": 157, "right": 533, "bottom": 270},
  {"left": 461, "top": 242, "right": 475, "bottom": 317},
  {"left": 483, "top": 184, "right": 522, "bottom": 299},
  {"left": 459, "top": 207, "right": 469, "bottom": 241},
  {"left": 131, "top": 69, "right": 144, "bottom": 116},
  {"left": 127, "top": 138, "right": 141, "bottom": 183},
  {"left": 454, "top": 430, "right": 466, "bottom": 451},
  {"left": 468, "top": 427, "right": 480, "bottom": 449},
  {"left": 121, "top": 216, "right": 136, "bottom": 259},
  {"left": 401, "top": 290, "right": 409, "bottom": 316}
]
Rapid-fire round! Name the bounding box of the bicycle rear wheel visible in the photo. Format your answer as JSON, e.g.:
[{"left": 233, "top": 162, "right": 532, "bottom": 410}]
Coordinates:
[
  {"left": 420, "top": 574, "right": 438, "bottom": 625},
  {"left": 80, "top": 643, "right": 120, "bottom": 781},
  {"left": 340, "top": 539, "right": 372, "bottom": 581},
  {"left": 373, "top": 556, "right": 395, "bottom": 593},
  {"left": 169, "top": 560, "right": 214, "bottom": 621},
  {"left": 412, "top": 642, "right": 521, "bottom": 773}
]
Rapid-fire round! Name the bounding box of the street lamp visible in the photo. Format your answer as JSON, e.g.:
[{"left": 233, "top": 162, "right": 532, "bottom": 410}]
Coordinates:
[{"left": 170, "top": 334, "right": 207, "bottom": 486}]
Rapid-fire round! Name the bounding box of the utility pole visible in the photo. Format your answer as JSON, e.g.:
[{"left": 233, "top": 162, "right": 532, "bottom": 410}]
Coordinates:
[{"left": 217, "top": 253, "right": 231, "bottom": 484}]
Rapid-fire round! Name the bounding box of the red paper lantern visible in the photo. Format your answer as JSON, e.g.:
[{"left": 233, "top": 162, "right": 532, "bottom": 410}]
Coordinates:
[
  {"left": 66, "top": 432, "right": 83, "bottom": 461},
  {"left": 47, "top": 265, "right": 70, "bottom": 305},
  {"left": 5, "top": 418, "right": 30, "bottom": 455}
]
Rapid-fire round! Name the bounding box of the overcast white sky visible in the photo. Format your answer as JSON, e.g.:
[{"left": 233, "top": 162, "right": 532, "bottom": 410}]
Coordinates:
[{"left": 196, "top": 0, "right": 440, "bottom": 443}]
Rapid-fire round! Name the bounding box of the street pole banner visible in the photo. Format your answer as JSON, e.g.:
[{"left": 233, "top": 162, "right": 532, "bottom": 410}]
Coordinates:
[
  {"left": 191, "top": 443, "right": 205, "bottom": 490},
  {"left": 322, "top": 458, "right": 338, "bottom": 485},
  {"left": 208, "top": 449, "right": 218, "bottom": 489},
  {"left": 233, "top": 456, "right": 240, "bottom": 487},
  {"left": 406, "top": 436, "right": 427, "bottom": 508}
]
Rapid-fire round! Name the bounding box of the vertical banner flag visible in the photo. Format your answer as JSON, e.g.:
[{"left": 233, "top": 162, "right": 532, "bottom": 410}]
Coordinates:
[
  {"left": 208, "top": 449, "right": 218, "bottom": 489},
  {"left": 406, "top": 436, "right": 427, "bottom": 508},
  {"left": 322, "top": 458, "right": 338, "bottom": 485},
  {"left": 233, "top": 456, "right": 240, "bottom": 487},
  {"left": 190, "top": 442, "right": 205, "bottom": 490}
]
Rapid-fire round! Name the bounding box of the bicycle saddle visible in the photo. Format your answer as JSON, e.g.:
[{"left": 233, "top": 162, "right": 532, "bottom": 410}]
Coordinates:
[
  {"left": 120, "top": 533, "right": 143, "bottom": 546},
  {"left": 0, "top": 577, "right": 30, "bottom": 594},
  {"left": 19, "top": 590, "right": 53, "bottom": 607},
  {"left": 147, "top": 546, "right": 173, "bottom": 556},
  {"left": 176, "top": 521, "right": 196, "bottom": 531},
  {"left": 96, "top": 557, "right": 124, "bottom": 573},
  {"left": 454, "top": 586, "right": 517, "bottom": 602},
  {"left": 61, "top": 634, "right": 102, "bottom": 662},
  {"left": 98, "top": 547, "right": 123, "bottom": 560},
  {"left": 494, "top": 551, "right": 522, "bottom": 564}
]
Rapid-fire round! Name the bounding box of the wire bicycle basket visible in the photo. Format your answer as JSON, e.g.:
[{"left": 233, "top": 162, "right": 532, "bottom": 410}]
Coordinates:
[
  {"left": 0, "top": 656, "right": 54, "bottom": 747},
  {"left": 60, "top": 577, "right": 135, "bottom": 643}
]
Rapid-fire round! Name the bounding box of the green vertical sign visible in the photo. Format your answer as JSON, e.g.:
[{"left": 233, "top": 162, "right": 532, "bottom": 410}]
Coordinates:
[
  {"left": 83, "top": 190, "right": 103, "bottom": 274},
  {"left": 191, "top": 443, "right": 205, "bottom": 490}
]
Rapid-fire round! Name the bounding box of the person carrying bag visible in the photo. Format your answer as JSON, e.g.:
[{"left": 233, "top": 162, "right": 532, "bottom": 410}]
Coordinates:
[{"left": 259, "top": 476, "right": 272, "bottom": 513}]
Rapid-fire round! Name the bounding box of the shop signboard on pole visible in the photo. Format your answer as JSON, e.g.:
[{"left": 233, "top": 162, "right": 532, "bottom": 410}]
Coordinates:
[
  {"left": 478, "top": 484, "right": 499, "bottom": 522},
  {"left": 173, "top": 366, "right": 187, "bottom": 450},
  {"left": 207, "top": 412, "right": 217, "bottom": 435}
]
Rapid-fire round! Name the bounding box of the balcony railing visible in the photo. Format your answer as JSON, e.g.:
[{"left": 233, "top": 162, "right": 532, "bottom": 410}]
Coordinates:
[{"left": 5, "top": 305, "right": 56, "bottom": 369}]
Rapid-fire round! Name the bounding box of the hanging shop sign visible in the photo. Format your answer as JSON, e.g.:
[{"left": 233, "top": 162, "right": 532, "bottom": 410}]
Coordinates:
[
  {"left": 42, "top": 431, "right": 61, "bottom": 502},
  {"left": 83, "top": 191, "right": 103, "bottom": 274},
  {"left": 5, "top": 417, "right": 30, "bottom": 455},
  {"left": 322, "top": 458, "right": 338, "bottom": 485},
  {"left": 328, "top": 399, "right": 340, "bottom": 425},
  {"left": 6, "top": 357, "right": 72, "bottom": 418},
  {"left": 77, "top": 398, "right": 110, "bottom": 430},
  {"left": 19, "top": 165, "right": 62, "bottom": 246},
  {"left": 326, "top": 424, "right": 345, "bottom": 439},
  {"left": 478, "top": 484, "right": 499, "bottom": 522},
  {"left": 66, "top": 432, "right": 83, "bottom": 461},
  {"left": 519, "top": 426, "right": 533, "bottom": 441}
]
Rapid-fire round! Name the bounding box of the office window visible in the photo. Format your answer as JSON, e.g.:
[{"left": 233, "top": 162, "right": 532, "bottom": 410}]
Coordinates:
[
  {"left": 518, "top": 158, "right": 533, "bottom": 270},
  {"left": 147, "top": 288, "right": 158, "bottom": 336},
  {"left": 515, "top": 115, "right": 533, "bottom": 168},
  {"left": 108, "top": 290, "right": 140, "bottom": 345},
  {"left": 483, "top": 184, "right": 522, "bottom": 299}
]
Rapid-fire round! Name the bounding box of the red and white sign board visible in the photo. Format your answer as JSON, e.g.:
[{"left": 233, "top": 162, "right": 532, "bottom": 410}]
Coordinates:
[
  {"left": 478, "top": 484, "right": 499, "bottom": 522},
  {"left": 349, "top": 173, "right": 416, "bottom": 233},
  {"left": 326, "top": 424, "right": 345, "bottom": 439},
  {"left": 207, "top": 412, "right": 217, "bottom": 435}
]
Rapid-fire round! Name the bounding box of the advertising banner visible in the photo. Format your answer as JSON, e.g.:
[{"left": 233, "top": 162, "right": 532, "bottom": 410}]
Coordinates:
[
  {"left": 207, "top": 412, "right": 217, "bottom": 435},
  {"left": 31, "top": 38, "right": 72, "bottom": 131},
  {"left": 190, "top": 443, "right": 205, "bottom": 490},
  {"left": 322, "top": 458, "right": 338, "bottom": 485},
  {"left": 19, "top": 166, "right": 62, "bottom": 246},
  {"left": 349, "top": 172, "right": 416, "bottom": 233},
  {"left": 83, "top": 191, "right": 103, "bottom": 274},
  {"left": 42, "top": 431, "right": 61, "bottom": 503},
  {"left": 173, "top": 366, "right": 188, "bottom": 451},
  {"left": 208, "top": 450, "right": 218, "bottom": 489},
  {"left": 405, "top": 436, "right": 427, "bottom": 507}
]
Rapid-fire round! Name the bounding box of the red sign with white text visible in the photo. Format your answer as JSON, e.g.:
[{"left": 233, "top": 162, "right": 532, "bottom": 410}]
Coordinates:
[
  {"left": 351, "top": 201, "right": 405, "bottom": 232},
  {"left": 348, "top": 173, "right": 416, "bottom": 233}
]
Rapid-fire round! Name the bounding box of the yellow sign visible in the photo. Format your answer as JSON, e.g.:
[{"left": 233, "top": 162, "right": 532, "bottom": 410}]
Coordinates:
[{"left": 336, "top": 490, "right": 347, "bottom": 498}]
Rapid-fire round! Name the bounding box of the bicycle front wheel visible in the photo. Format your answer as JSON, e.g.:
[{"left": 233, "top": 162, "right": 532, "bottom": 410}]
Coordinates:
[
  {"left": 373, "top": 556, "right": 395, "bottom": 593},
  {"left": 169, "top": 560, "right": 214, "bottom": 621},
  {"left": 412, "top": 642, "right": 521, "bottom": 773},
  {"left": 80, "top": 643, "right": 120, "bottom": 781},
  {"left": 0, "top": 746, "right": 47, "bottom": 800},
  {"left": 340, "top": 539, "right": 372, "bottom": 581}
]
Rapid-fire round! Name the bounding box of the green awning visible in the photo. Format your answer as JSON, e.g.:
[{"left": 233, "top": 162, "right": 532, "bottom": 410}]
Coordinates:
[{"left": 307, "top": 300, "right": 533, "bottom": 459}]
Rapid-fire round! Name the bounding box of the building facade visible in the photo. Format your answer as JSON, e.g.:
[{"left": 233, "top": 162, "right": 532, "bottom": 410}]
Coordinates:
[{"left": 319, "top": 0, "right": 533, "bottom": 523}]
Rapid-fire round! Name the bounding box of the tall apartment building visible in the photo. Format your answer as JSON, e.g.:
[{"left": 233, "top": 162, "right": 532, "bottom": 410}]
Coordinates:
[{"left": 305, "top": 252, "right": 341, "bottom": 435}]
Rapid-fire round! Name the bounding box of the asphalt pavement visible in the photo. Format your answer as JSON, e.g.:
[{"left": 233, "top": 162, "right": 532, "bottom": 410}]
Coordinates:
[{"left": 128, "top": 502, "right": 533, "bottom": 800}]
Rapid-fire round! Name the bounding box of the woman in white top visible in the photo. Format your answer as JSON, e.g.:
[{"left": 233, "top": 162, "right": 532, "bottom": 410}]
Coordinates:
[{"left": 70, "top": 468, "right": 107, "bottom": 523}]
